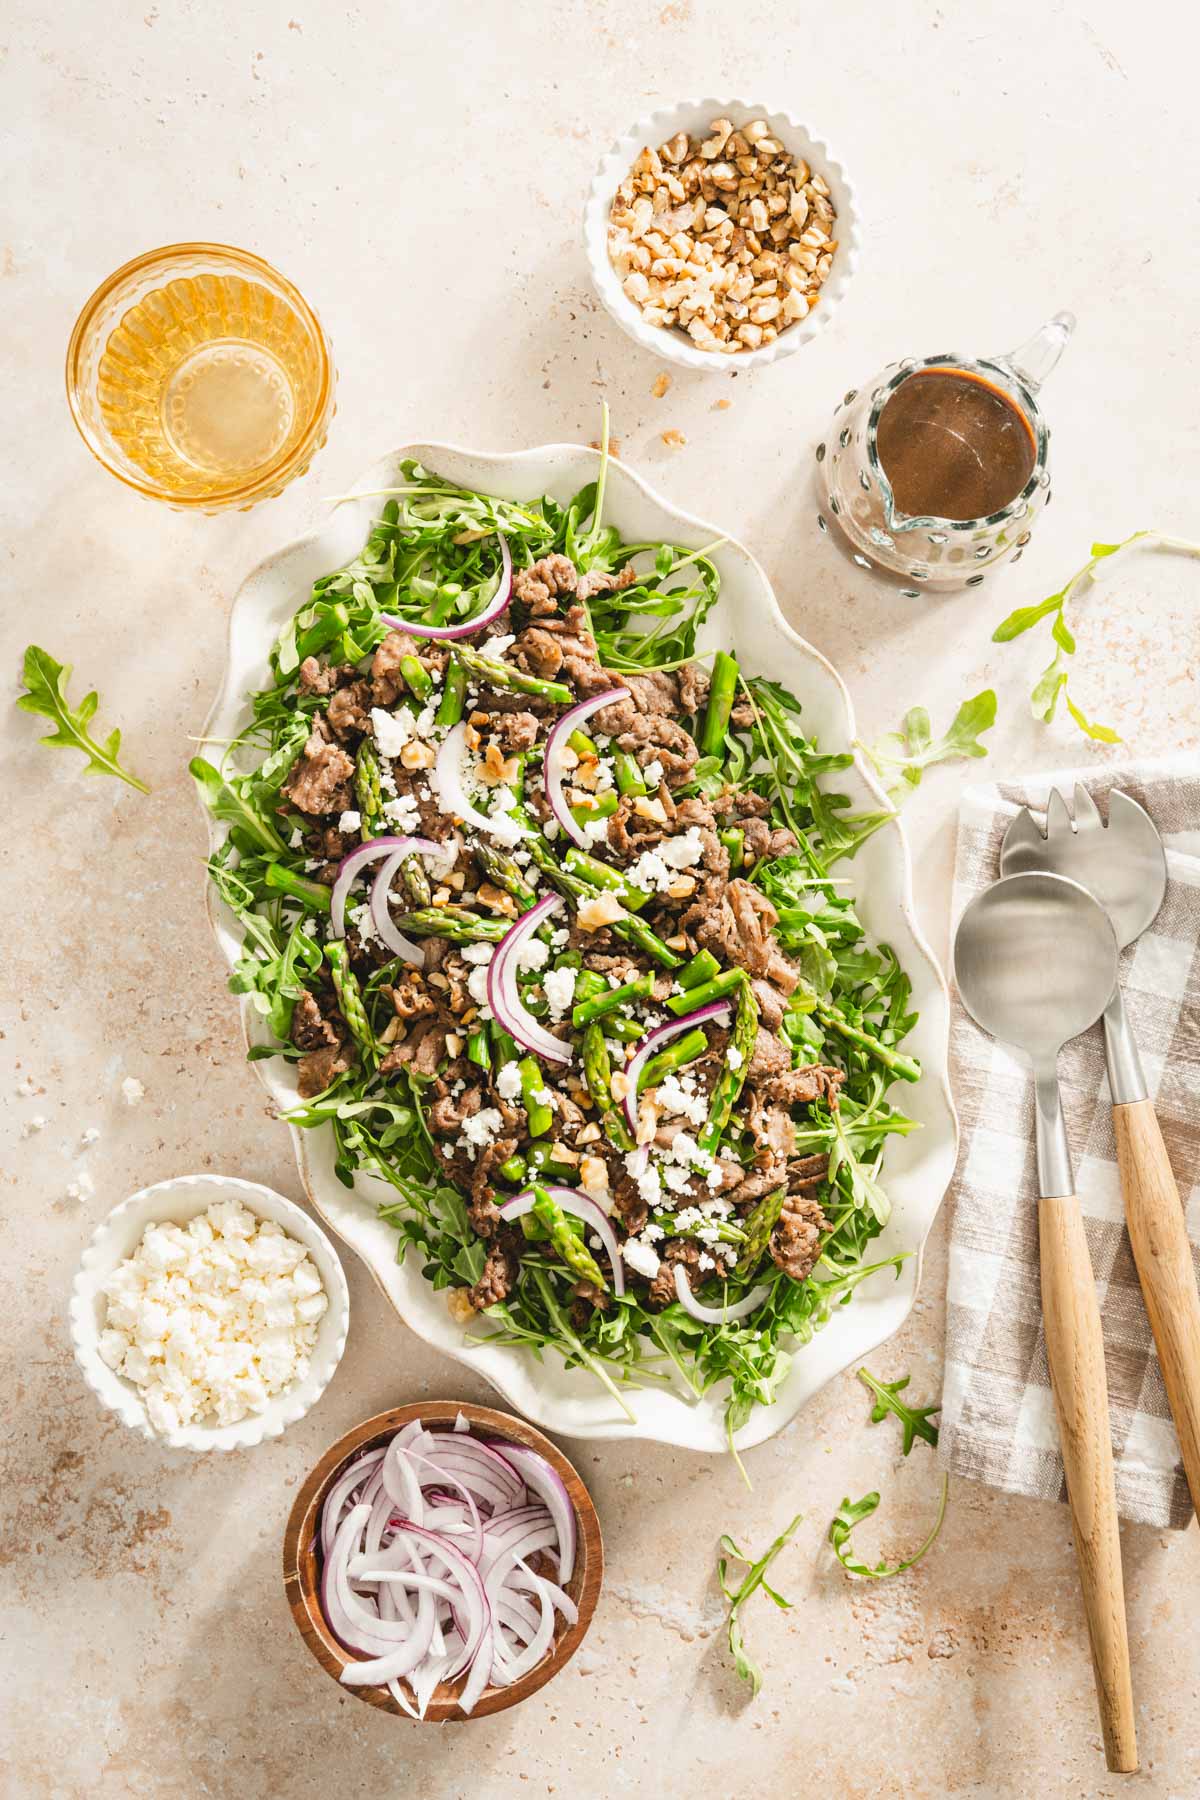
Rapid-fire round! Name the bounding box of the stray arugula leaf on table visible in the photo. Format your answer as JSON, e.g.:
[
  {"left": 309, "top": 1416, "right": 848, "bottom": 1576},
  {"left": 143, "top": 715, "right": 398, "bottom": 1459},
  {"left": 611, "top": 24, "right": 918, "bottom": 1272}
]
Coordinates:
[
  {"left": 17, "top": 645, "right": 149, "bottom": 793},
  {"left": 992, "top": 530, "right": 1200, "bottom": 744},
  {"left": 857, "top": 1367, "right": 940, "bottom": 1455},
  {"left": 716, "top": 1513, "right": 803, "bottom": 1697},
  {"left": 861, "top": 690, "right": 996, "bottom": 802},
  {"left": 829, "top": 1475, "right": 949, "bottom": 1580}
]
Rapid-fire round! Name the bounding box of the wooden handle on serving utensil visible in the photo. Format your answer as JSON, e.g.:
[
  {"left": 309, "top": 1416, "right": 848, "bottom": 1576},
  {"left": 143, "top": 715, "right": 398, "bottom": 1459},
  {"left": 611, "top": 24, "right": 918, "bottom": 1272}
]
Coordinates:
[
  {"left": 1039, "top": 1195, "right": 1138, "bottom": 1774},
  {"left": 1114, "top": 1097, "right": 1200, "bottom": 1516}
]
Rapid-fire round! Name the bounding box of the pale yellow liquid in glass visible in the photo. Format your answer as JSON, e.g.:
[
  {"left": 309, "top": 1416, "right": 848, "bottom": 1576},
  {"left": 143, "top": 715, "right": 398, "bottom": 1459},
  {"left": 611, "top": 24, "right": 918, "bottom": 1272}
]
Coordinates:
[{"left": 96, "top": 274, "right": 321, "bottom": 499}]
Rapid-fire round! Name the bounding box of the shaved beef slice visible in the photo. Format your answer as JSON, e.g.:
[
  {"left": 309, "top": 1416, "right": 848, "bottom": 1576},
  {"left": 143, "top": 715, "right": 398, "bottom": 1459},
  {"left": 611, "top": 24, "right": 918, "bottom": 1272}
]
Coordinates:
[
  {"left": 763, "top": 1064, "right": 845, "bottom": 1109},
  {"left": 769, "top": 1193, "right": 829, "bottom": 1282},
  {"left": 283, "top": 724, "right": 354, "bottom": 816}
]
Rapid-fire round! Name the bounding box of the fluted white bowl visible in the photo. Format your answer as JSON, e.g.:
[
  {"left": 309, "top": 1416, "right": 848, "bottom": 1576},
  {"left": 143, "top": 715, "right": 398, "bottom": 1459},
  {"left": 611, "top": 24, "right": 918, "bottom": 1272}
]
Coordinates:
[
  {"left": 583, "top": 97, "right": 861, "bottom": 372},
  {"left": 69, "top": 1173, "right": 350, "bottom": 1452}
]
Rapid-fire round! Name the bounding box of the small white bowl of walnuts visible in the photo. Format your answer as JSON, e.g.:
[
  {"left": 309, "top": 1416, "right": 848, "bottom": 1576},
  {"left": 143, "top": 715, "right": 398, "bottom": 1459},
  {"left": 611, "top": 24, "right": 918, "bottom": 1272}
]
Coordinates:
[{"left": 584, "top": 98, "right": 859, "bottom": 372}]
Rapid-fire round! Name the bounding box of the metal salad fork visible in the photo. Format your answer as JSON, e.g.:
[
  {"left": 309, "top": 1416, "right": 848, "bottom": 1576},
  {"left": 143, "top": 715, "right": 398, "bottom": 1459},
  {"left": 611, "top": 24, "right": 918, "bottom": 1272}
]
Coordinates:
[{"left": 1001, "top": 784, "right": 1200, "bottom": 1516}]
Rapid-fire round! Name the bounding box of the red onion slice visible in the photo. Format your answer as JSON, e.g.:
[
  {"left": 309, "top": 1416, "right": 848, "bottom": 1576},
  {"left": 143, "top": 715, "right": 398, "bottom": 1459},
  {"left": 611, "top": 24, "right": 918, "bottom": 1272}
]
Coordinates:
[
  {"left": 498, "top": 1185, "right": 625, "bottom": 1298},
  {"left": 486, "top": 894, "right": 572, "bottom": 1065},
  {"left": 621, "top": 1000, "right": 734, "bottom": 1138},
  {"left": 381, "top": 532, "right": 510, "bottom": 642},
  {"left": 433, "top": 722, "right": 525, "bottom": 846},
  {"left": 490, "top": 1443, "right": 578, "bottom": 1584},
  {"left": 330, "top": 835, "right": 444, "bottom": 939},
  {"left": 672, "top": 1265, "right": 772, "bottom": 1323},
  {"left": 543, "top": 687, "right": 630, "bottom": 849}
]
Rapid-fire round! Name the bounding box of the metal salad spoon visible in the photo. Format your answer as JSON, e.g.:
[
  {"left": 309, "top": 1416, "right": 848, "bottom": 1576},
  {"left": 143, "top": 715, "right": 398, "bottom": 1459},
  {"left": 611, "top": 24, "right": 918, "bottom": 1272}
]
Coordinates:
[
  {"left": 954, "top": 870, "right": 1136, "bottom": 1774},
  {"left": 1002, "top": 785, "right": 1200, "bottom": 1520}
]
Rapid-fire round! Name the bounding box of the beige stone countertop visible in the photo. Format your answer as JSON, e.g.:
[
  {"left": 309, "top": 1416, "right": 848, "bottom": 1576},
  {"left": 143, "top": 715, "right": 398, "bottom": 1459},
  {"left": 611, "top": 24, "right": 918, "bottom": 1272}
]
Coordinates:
[{"left": 3, "top": 1, "right": 1199, "bottom": 1794}]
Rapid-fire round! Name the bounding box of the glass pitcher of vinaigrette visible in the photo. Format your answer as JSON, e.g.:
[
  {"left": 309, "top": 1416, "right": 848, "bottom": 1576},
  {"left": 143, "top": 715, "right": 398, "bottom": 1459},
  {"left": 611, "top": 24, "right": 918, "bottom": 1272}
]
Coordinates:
[{"left": 815, "top": 311, "right": 1075, "bottom": 592}]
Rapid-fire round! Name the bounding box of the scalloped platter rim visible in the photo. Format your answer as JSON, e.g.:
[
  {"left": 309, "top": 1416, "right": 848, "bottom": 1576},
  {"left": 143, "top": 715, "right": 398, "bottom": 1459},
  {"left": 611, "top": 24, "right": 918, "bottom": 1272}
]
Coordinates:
[{"left": 199, "top": 440, "right": 958, "bottom": 1454}]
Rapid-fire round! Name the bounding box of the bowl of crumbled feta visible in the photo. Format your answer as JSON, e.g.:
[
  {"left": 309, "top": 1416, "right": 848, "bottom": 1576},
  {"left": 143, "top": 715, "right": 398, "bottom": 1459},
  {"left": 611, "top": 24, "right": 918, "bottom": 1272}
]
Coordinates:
[{"left": 69, "top": 1172, "right": 350, "bottom": 1450}]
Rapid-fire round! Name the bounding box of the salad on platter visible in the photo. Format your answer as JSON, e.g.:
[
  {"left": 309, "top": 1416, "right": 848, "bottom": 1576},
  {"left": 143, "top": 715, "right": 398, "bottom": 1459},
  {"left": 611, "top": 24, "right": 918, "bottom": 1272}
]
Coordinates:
[{"left": 195, "top": 429, "right": 922, "bottom": 1451}]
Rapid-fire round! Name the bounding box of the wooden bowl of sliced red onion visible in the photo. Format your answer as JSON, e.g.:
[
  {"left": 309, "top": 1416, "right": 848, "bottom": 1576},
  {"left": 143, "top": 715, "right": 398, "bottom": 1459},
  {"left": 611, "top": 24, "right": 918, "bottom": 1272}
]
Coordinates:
[{"left": 283, "top": 1402, "right": 603, "bottom": 1721}]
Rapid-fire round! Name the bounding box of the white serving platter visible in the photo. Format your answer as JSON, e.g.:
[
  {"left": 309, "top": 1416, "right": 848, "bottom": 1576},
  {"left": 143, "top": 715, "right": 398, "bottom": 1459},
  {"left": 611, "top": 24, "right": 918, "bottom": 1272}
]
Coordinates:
[{"left": 200, "top": 442, "right": 957, "bottom": 1454}]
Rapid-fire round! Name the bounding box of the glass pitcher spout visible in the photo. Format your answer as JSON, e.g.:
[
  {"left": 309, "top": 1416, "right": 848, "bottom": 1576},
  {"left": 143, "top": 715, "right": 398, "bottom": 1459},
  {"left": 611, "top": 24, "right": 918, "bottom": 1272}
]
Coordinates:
[{"left": 1000, "top": 310, "right": 1076, "bottom": 393}]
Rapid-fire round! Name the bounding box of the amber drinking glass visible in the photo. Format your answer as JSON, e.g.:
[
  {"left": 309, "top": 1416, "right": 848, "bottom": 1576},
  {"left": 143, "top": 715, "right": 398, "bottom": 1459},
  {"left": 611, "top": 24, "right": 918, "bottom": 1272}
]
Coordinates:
[{"left": 66, "top": 243, "right": 335, "bottom": 512}]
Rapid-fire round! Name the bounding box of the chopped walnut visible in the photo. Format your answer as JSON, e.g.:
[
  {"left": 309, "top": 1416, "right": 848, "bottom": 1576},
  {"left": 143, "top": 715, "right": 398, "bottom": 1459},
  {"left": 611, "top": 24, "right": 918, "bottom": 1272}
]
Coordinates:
[
  {"left": 651, "top": 371, "right": 672, "bottom": 399},
  {"left": 608, "top": 116, "right": 837, "bottom": 356},
  {"left": 660, "top": 429, "right": 687, "bottom": 449},
  {"left": 576, "top": 892, "right": 626, "bottom": 931}
]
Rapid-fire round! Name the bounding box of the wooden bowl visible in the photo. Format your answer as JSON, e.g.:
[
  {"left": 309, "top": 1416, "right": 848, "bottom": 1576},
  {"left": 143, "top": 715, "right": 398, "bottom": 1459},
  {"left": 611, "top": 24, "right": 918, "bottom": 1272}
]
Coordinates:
[{"left": 282, "top": 1401, "right": 603, "bottom": 1721}]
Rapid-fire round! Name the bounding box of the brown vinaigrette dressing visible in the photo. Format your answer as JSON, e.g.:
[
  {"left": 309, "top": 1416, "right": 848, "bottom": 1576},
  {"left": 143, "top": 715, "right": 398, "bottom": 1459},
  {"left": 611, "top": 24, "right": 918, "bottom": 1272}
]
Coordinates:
[{"left": 874, "top": 368, "right": 1037, "bottom": 522}]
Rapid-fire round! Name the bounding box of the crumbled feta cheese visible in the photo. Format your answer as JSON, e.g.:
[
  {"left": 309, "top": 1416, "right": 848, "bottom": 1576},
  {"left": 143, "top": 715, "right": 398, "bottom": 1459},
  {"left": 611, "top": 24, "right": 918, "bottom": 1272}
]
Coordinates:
[
  {"left": 383, "top": 794, "right": 421, "bottom": 832},
  {"left": 581, "top": 814, "right": 612, "bottom": 848},
  {"left": 657, "top": 827, "right": 704, "bottom": 870},
  {"left": 623, "top": 1149, "right": 662, "bottom": 1207},
  {"left": 460, "top": 1108, "right": 504, "bottom": 1159},
  {"left": 727, "top": 1046, "right": 743, "bottom": 1070},
  {"left": 697, "top": 1251, "right": 716, "bottom": 1272},
  {"left": 549, "top": 928, "right": 570, "bottom": 950},
  {"left": 515, "top": 938, "right": 550, "bottom": 974},
  {"left": 641, "top": 1221, "right": 666, "bottom": 1243},
  {"left": 460, "top": 943, "right": 494, "bottom": 966},
  {"left": 621, "top": 1238, "right": 662, "bottom": 1280},
  {"left": 642, "top": 758, "right": 663, "bottom": 787},
  {"left": 120, "top": 1077, "right": 145, "bottom": 1106},
  {"left": 466, "top": 965, "right": 492, "bottom": 1010},
  {"left": 662, "top": 1165, "right": 693, "bottom": 1196},
  {"left": 496, "top": 1062, "right": 523, "bottom": 1101},
  {"left": 338, "top": 810, "right": 361, "bottom": 834},
  {"left": 486, "top": 632, "right": 516, "bottom": 657},
  {"left": 98, "top": 1200, "right": 326, "bottom": 1431},
  {"left": 656, "top": 1073, "right": 708, "bottom": 1128},
  {"left": 542, "top": 965, "right": 578, "bottom": 1020},
  {"left": 371, "top": 707, "right": 415, "bottom": 757},
  {"left": 289, "top": 828, "right": 305, "bottom": 850}
]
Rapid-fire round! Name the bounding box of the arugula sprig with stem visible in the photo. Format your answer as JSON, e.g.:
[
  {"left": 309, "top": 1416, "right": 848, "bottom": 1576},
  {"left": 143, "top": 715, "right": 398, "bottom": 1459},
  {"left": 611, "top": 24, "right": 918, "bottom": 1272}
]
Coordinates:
[
  {"left": 861, "top": 690, "right": 996, "bottom": 803},
  {"left": 18, "top": 646, "right": 149, "bottom": 793},
  {"left": 716, "top": 1513, "right": 803, "bottom": 1696},
  {"left": 993, "top": 530, "right": 1200, "bottom": 744},
  {"left": 828, "top": 1476, "right": 948, "bottom": 1579},
  {"left": 857, "top": 1366, "right": 940, "bottom": 1454}
]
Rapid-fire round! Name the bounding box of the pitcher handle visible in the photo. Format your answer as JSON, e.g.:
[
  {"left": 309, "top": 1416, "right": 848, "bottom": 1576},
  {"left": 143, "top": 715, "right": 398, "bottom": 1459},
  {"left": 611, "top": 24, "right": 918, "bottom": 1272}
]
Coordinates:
[{"left": 1000, "top": 310, "right": 1076, "bottom": 392}]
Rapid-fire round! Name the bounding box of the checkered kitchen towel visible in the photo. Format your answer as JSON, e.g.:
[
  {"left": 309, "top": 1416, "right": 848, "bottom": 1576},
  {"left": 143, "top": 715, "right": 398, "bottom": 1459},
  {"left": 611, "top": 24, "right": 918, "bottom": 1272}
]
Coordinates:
[{"left": 939, "top": 759, "right": 1200, "bottom": 1528}]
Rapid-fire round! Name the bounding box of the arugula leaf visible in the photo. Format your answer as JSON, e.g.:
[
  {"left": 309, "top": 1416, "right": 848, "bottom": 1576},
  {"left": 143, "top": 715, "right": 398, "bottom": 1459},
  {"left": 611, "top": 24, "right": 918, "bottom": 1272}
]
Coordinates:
[
  {"left": 190, "top": 756, "right": 288, "bottom": 856},
  {"left": 993, "top": 530, "right": 1200, "bottom": 743},
  {"left": 829, "top": 1475, "right": 948, "bottom": 1579},
  {"left": 862, "top": 690, "right": 996, "bottom": 801},
  {"left": 857, "top": 1367, "right": 940, "bottom": 1454},
  {"left": 17, "top": 646, "right": 149, "bottom": 793},
  {"left": 716, "top": 1513, "right": 802, "bottom": 1696}
]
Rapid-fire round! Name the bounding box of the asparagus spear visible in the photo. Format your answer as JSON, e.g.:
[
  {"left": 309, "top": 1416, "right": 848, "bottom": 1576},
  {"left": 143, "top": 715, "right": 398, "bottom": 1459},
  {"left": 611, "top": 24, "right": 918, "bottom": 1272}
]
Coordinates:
[
  {"left": 454, "top": 646, "right": 573, "bottom": 706},
  {"left": 701, "top": 649, "right": 738, "bottom": 757},
  {"left": 564, "top": 847, "right": 649, "bottom": 910},
  {"left": 815, "top": 1004, "right": 921, "bottom": 1083},
  {"left": 699, "top": 979, "right": 758, "bottom": 1152},
  {"left": 400, "top": 854, "right": 432, "bottom": 908},
  {"left": 666, "top": 967, "right": 746, "bottom": 1015},
  {"left": 678, "top": 947, "right": 720, "bottom": 991},
  {"left": 399, "top": 654, "right": 434, "bottom": 703},
  {"left": 391, "top": 908, "right": 509, "bottom": 942},
  {"left": 582, "top": 1023, "right": 635, "bottom": 1151},
  {"left": 736, "top": 1186, "right": 787, "bottom": 1278},
  {"left": 324, "top": 940, "right": 376, "bottom": 1052},
  {"left": 572, "top": 971, "right": 656, "bottom": 1027},
  {"left": 354, "top": 739, "right": 384, "bottom": 838},
  {"left": 262, "top": 862, "right": 333, "bottom": 913},
  {"left": 436, "top": 655, "right": 467, "bottom": 727},
  {"left": 531, "top": 1187, "right": 609, "bottom": 1291},
  {"left": 638, "top": 1026, "right": 708, "bottom": 1092},
  {"left": 613, "top": 751, "right": 646, "bottom": 797},
  {"left": 473, "top": 839, "right": 539, "bottom": 911},
  {"left": 520, "top": 1057, "right": 554, "bottom": 1137}
]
